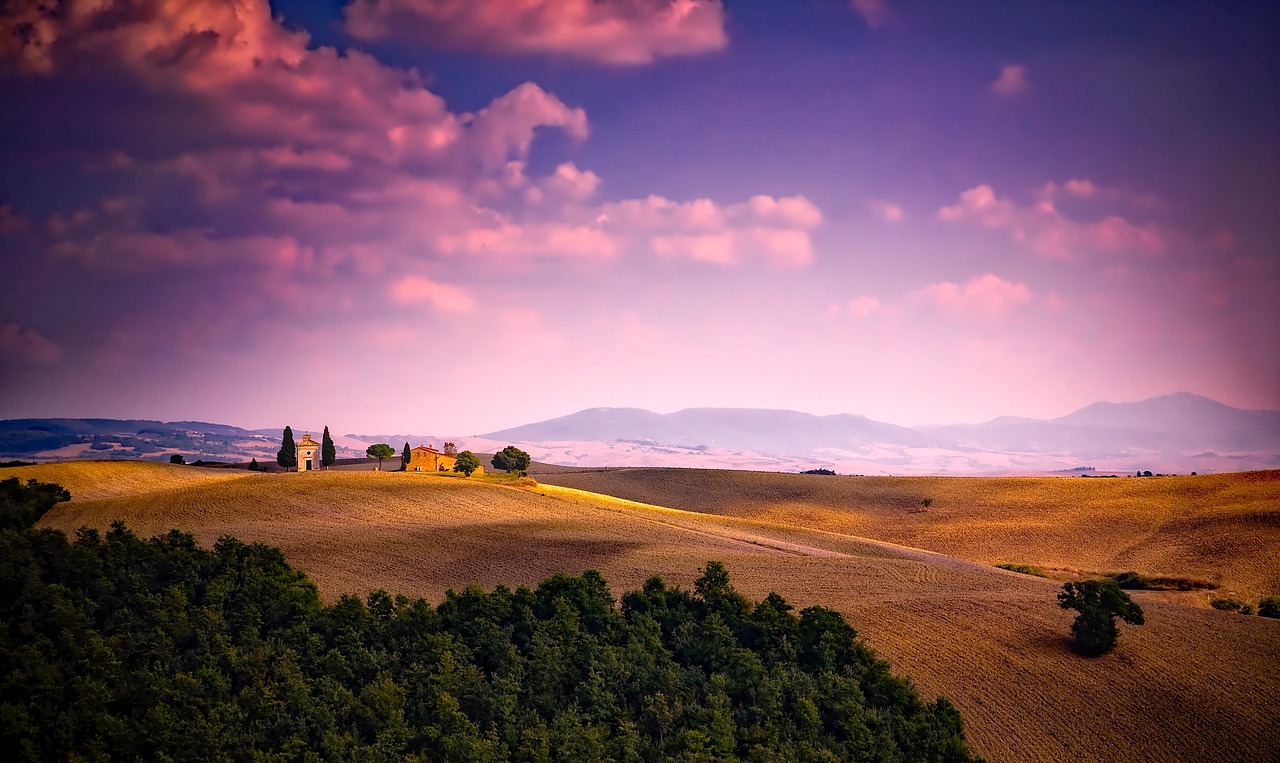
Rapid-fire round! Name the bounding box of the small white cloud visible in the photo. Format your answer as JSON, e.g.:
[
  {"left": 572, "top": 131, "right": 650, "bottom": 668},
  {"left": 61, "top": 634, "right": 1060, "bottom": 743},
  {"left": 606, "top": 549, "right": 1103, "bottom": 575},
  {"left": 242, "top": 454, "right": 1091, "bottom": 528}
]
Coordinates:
[{"left": 990, "top": 64, "right": 1028, "bottom": 97}]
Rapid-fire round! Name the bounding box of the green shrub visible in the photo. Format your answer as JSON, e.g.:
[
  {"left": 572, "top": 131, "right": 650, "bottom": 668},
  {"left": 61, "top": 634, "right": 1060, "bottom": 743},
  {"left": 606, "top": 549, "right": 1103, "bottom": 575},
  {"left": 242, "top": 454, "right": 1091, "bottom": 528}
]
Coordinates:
[
  {"left": 1210, "top": 597, "right": 1244, "bottom": 612},
  {"left": 1257, "top": 596, "right": 1280, "bottom": 618},
  {"left": 997, "top": 563, "right": 1050, "bottom": 578}
]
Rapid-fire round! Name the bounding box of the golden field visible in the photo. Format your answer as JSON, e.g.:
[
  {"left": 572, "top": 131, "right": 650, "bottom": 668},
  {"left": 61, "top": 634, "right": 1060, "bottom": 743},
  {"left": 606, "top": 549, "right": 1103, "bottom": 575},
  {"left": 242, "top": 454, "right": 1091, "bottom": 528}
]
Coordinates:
[
  {"left": 11, "top": 461, "right": 1280, "bottom": 763},
  {"left": 537, "top": 467, "right": 1280, "bottom": 603}
]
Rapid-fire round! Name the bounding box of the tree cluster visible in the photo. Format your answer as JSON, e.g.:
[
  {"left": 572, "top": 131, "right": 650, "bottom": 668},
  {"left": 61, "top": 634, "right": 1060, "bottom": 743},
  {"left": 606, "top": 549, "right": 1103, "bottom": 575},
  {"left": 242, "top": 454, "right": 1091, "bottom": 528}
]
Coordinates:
[{"left": 0, "top": 479, "right": 981, "bottom": 762}]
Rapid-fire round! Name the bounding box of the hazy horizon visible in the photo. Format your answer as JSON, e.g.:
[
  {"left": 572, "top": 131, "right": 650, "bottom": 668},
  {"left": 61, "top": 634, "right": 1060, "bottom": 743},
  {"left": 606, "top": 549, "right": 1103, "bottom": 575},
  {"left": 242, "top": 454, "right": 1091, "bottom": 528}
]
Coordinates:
[{"left": 3, "top": 0, "right": 1277, "bottom": 435}]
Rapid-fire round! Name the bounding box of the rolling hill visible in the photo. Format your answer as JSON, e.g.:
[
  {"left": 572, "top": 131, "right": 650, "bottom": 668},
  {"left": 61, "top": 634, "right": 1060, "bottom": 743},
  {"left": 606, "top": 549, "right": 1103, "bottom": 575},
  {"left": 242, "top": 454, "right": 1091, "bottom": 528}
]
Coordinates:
[
  {"left": 14, "top": 460, "right": 1280, "bottom": 763},
  {"left": 535, "top": 467, "right": 1280, "bottom": 602}
]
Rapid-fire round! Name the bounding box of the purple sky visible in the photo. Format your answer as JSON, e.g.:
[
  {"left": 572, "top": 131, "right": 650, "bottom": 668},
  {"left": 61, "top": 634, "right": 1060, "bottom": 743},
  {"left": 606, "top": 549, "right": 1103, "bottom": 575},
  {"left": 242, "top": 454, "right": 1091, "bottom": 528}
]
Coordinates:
[{"left": 2, "top": 0, "right": 1277, "bottom": 434}]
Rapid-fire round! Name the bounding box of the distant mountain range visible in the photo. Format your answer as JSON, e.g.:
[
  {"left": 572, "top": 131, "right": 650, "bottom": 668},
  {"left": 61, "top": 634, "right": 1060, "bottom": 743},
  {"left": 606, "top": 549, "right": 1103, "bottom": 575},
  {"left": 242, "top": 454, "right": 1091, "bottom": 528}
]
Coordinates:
[
  {"left": 3, "top": 393, "right": 1278, "bottom": 475},
  {"left": 478, "top": 393, "right": 1280, "bottom": 474}
]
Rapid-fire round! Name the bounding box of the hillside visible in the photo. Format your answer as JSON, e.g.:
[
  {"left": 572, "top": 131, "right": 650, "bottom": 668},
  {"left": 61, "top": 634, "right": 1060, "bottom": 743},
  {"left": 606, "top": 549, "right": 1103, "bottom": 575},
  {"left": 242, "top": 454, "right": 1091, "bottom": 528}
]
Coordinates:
[
  {"left": 536, "top": 468, "right": 1280, "bottom": 602},
  {"left": 17, "top": 461, "right": 1280, "bottom": 763}
]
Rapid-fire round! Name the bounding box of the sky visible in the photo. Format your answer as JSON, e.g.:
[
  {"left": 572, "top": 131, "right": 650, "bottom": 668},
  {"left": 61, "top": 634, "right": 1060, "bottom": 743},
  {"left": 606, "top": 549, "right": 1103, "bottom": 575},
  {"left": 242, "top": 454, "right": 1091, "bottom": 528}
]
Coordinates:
[{"left": 1, "top": 0, "right": 1277, "bottom": 435}]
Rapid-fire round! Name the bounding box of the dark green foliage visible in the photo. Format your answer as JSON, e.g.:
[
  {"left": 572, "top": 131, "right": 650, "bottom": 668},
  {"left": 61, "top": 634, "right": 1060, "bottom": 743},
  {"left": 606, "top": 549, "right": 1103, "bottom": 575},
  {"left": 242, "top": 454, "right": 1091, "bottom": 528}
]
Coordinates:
[
  {"left": 321, "top": 427, "right": 336, "bottom": 468},
  {"left": 0, "top": 492, "right": 982, "bottom": 762},
  {"left": 248, "top": 458, "right": 262, "bottom": 471},
  {"left": 366, "top": 443, "right": 395, "bottom": 470},
  {"left": 995, "top": 563, "right": 1049, "bottom": 578},
  {"left": 801, "top": 468, "right": 836, "bottom": 475},
  {"left": 1057, "top": 579, "right": 1145, "bottom": 656},
  {"left": 453, "top": 451, "right": 481, "bottom": 476},
  {"left": 402, "top": 442, "right": 411, "bottom": 471},
  {"left": 492, "top": 445, "right": 531, "bottom": 474},
  {"left": 1259, "top": 596, "right": 1280, "bottom": 619},
  {"left": 1105, "top": 571, "right": 1213, "bottom": 591},
  {"left": 1210, "top": 598, "right": 1243, "bottom": 612},
  {"left": 0, "top": 477, "right": 69, "bottom": 530},
  {"left": 276, "top": 426, "right": 297, "bottom": 470},
  {"left": 169, "top": 453, "right": 185, "bottom": 464}
]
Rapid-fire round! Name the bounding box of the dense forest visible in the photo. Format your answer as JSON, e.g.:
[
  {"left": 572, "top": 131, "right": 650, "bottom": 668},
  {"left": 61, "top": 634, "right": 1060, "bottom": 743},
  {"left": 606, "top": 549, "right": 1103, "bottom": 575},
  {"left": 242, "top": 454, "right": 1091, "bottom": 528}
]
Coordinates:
[{"left": 0, "top": 477, "right": 980, "bottom": 761}]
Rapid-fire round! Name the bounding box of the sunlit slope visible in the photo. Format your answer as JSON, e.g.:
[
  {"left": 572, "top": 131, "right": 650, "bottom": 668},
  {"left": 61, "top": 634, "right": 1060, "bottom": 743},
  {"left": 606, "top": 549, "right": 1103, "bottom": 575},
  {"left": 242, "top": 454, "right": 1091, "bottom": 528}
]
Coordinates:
[
  {"left": 539, "top": 468, "right": 1280, "bottom": 600},
  {"left": 28, "top": 463, "right": 1280, "bottom": 763},
  {"left": 6, "top": 459, "right": 251, "bottom": 502}
]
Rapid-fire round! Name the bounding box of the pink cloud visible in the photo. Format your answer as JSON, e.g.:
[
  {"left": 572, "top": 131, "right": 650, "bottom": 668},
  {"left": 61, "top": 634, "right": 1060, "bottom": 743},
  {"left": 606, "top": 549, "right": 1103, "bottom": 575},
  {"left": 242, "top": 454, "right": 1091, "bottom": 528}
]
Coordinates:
[
  {"left": 869, "top": 200, "right": 904, "bottom": 223},
  {"left": 850, "top": 0, "right": 890, "bottom": 28},
  {"left": 595, "top": 193, "right": 822, "bottom": 267},
  {"left": 846, "top": 296, "right": 882, "bottom": 317},
  {"left": 0, "top": 204, "right": 29, "bottom": 236},
  {"left": 0, "top": 322, "right": 62, "bottom": 365},
  {"left": 49, "top": 230, "right": 312, "bottom": 271},
  {"left": 1035, "top": 179, "right": 1160, "bottom": 208},
  {"left": 912, "top": 274, "right": 1032, "bottom": 314},
  {"left": 939, "top": 183, "right": 1164, "bottom": 259},
  {"left": 438, "top": 221, "right": 621, "bottom": 260},
  {"left": 990, "top": 64, "right": 1028, "bottom": 97},
  {"left": 652, "top": 232, "right": 736, "bottom": 264},
  {"left": 389, "top": 275, "right": 474, "bottom": 312},
  {"left": 343, "top": 0, "right": 728, "bottom": 65}
]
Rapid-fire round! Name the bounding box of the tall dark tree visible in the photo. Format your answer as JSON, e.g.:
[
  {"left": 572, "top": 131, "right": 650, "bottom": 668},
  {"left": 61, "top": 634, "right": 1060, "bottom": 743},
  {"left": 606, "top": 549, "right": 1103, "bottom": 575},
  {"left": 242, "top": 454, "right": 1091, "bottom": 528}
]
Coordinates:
[
  {"left": 492, "top": 445, "right": 531, "bottom": 474},
  {"left": 366, "top": 443, "right": 395, "bottom": 471},
  {"left": 1058, "top": 578, "right": 1145, "bottom": 655},
  {"left": 321, "top": 427, "right": 336, "bottom": 468},
  {"left": 442, "top": 442, "right": 457, "bottom": 456},
  {"left": 401, "top": 442, "right": 411, "bottom": 471},
  {"left": 276, "top": 426, "right": 297, "bottom": 471}
]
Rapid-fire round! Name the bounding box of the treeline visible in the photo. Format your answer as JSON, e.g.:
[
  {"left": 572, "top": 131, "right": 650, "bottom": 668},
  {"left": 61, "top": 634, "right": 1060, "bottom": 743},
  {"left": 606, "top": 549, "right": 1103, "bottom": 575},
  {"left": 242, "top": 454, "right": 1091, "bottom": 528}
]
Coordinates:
[{"left": 0, "top": 478, "right": 981, "bottom": 762}]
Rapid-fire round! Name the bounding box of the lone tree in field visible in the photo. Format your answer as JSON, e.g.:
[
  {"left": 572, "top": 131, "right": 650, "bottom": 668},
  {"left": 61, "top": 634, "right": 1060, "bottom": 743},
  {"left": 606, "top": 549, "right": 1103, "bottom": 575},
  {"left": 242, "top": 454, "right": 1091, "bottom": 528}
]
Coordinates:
[
  {"left": 453, "top": 451, "right": 481, "bottom": 476},
  {"left": 401, "top": 442, "right": 411, "bottom": 471},
  {"left": 169, "top": 454, "right": 185, "bottom": 465},
  {"left": 492, "top": 445, "right": 531, "bottom": 474},
  {"left": 321, "top": 427, "right": 336, "bottom": 468},
  {"left": 442, "top": 442, "right": 457, "bottom": 456},
  {"left": 1058, "top": 578, "right": 1145, "bottom": 655},
  {"left": 277, "top": 427, "right": 297, "bottom": 471},
  {"left": 366, "top": 443, "right": 395, "bottom": 471}
]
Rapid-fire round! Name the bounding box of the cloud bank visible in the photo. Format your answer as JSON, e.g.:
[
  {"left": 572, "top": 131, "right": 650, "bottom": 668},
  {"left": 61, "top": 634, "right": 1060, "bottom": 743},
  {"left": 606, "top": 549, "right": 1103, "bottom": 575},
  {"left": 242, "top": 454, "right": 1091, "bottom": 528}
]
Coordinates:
[{"left": 343, "top": 0, "right": 728, "bottom": 64}]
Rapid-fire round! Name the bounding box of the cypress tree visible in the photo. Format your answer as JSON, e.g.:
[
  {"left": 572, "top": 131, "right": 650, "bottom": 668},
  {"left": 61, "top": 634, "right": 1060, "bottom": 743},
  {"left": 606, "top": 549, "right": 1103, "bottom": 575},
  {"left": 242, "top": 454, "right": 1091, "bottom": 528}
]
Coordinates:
[
  {"left": 401, "top": 442, "right": 411, "bottom": 471},
  {"left": 276, "top": 426, "right": 297, "bottom": 471},
  {"left": 321, "top": 427, "right": 336, "bottom": 468}
]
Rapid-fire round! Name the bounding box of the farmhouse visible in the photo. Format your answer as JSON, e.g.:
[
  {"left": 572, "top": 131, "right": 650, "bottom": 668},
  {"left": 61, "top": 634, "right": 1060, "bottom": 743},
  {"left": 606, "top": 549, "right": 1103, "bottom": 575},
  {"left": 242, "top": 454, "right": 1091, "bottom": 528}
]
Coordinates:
[{"left": 406, "top": 444, "right": 480, "bottom": 474}]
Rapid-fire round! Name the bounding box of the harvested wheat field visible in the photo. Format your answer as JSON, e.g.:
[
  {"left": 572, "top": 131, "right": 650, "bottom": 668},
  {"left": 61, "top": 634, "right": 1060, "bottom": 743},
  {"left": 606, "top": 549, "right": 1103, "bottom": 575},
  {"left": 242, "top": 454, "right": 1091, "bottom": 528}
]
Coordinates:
[
  {"left": 16, "top": 461, "right": 1280, "bottom": 763},
  {"left": 536, "top": 467, "right": 1280, "bottom": 603}
]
